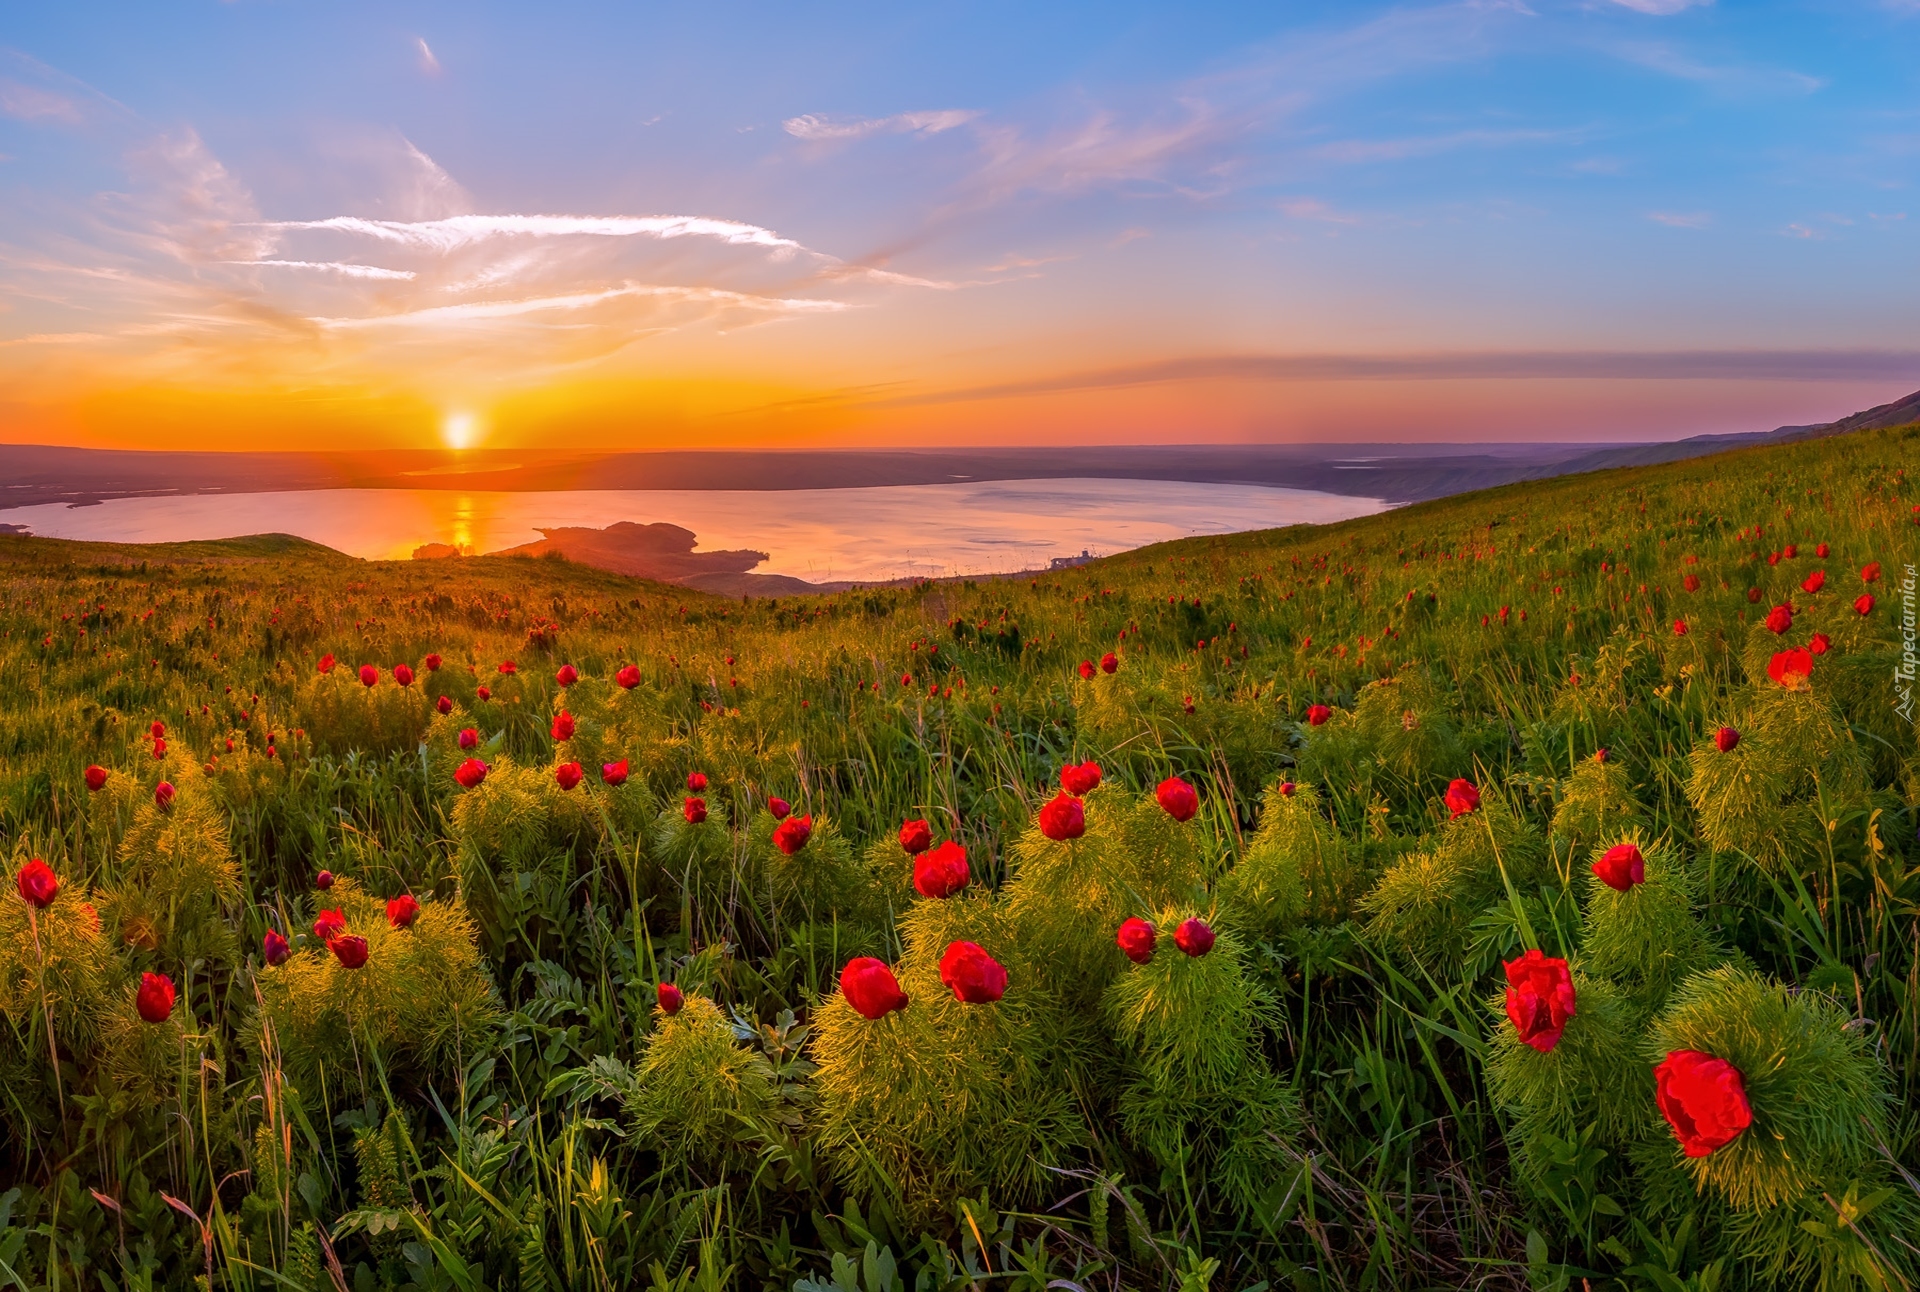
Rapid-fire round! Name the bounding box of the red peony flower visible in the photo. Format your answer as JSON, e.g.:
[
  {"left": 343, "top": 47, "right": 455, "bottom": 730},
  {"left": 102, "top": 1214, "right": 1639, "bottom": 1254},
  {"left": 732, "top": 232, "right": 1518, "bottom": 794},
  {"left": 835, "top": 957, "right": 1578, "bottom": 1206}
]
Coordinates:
[
  {"left": 1855, "top": 593, "right": 1875, "bottom": 616},
  {"left": 329, "top": 935, "right": 369, "bottom": 969},
  {"left": 687, "top": 772, "right": 708, "bottom": 792},
  {"left": 1174, "top": 917, "right": 1216, "bottom": 957},
  {"left": 318, "top": 653, "right": 336, "bottom": 674},
  {"left": 1714, "top": 726, "right": 1740, "bottom": 752},
  {"left": 1038, "top": 791, "right": 1086, "bottom": 841},
  {"left": 85, "top": 765, "right": 108, "bottom": 792},
  {"left": 1862, "top": 562, "right": 1881, "bottom": 583},
  {"left": 657, "top": 982, "right": 684, "bottom": 1015},
  {"left": 1747, "top": 587, "right": 1761, "bottom": 604},
  {"left": 313, "top": 908, "right": 347, "bottom": 941},
  {"left": 1445, "top": 778, "right": 1481, "bottom": 818},
  {"left": 841, "top": 957, "right": 909, "bottom": 1019},
  {"left": 1672, "top": 619, "right": 1688, "bottom": 636},
  {"left": 1061, "top": 760, "right": 1102, "bottom": 796},
  {"left": 913, "top": 840, "right": 970, "bottom": 899},
  {"left": 16, "top": 859, "right": 58, "bottom": 909},
  {"left": 393, "top": 664, "right": 415, "bottom": 687},
  {"left": 616, "top": 664, "right": 641, "bottom": 689},
  {"left": 1156, "top": 776, "right": 1199, "bottom": 822},
  {"left": 899, "top": 818, "right": 933, "bottom": 854},
  {"left": 359, "top": 664, "right": 379, "bottom": 687},
  {"left": 1503, "top": 948, "right": 1575, "bottom": 1053},
  {"left": 498, "top": 660, "right": 517, "bottom": 675},
  {"left": 458, "top": 727, "right": 479, "bottom": 750},
  {"left": 1767, "top": 648, "right": 1813, "bottom": 690},
  {"left": 683, "top": 796, "right": 707, "bottom": 824},
  {"left": 454, "top": 758, "right": 488, "bottom": 789},
  {"left": 1800, "top": 570, "right": 1825, "bottom": 594},
  {"left": 768, "top": 795, "right": 791, "bottom": 819},
  {"left": 437, "top": 695, "right": 453, "bottom": 714},
  {"left": 476, "top": 685, "right": 491, "bottom": 701},
  {"left": 1100, "top": 652, "right": 1119, "bottom": 674},
  {"left": 1077, "top": 660, "right": 1096, "bottom": 680},
  {"left": 152, "top": 738, "right": 166, "bottom": 759},
  {"left": 773, "top": 814, "right": 813, "bottom": 855},
  {"left": 555, "top": 664, "right": 578, "bottom": 688},
  {"left": 1655, "top": 1049, "right": 1752, "bottom": 1157},
  {"left": 1683, "top": 573, "right": 1701, "bottom": 593},
  {"left": 424, "top": 653, "right": 442, "bottom": 671},
  {"left": 136, "top": 972, "right": 175, "bottom": 1023},
  {"left": 1307, "top": 704, "right": 1333, "bottom": 726},
  {"left": 386, "top": 894, "right": 420, "bottom": 929},
  {"left": 150, "top": 720, "right": 165, "bottom": 739},
  {"left": 154, "top": 781, "right": 175, "bottom": 811},
  {"left": 1809, "top": 632, "right": 1831, "bottom": 656},
  {"left": 316, "top": 870, "right": 334, "bottom": 890},
  {"left": 263, "top": 930, "right": 291, "bottom": 965},
  {"left": 939, "top": 941, "right": 1007, "bottom": 1003},
  {"left": 602, "top": 760, "right": 629, "bottom": 787},
  {"left": 550, "top": 710, "right": 575, "bottom": 741},
  {"left": 1815, "top": 543, "right": 1829, "bottom": 558},
  {"left": 1116, "top": 917, "right": 1156, "bottom": 964},
  {"left": 1278, "top": 780, "right": 1296, "bottom": 797},
  {"left": 1764, "top": 604, "right": 1793, "bottom": 634},
  {"left": 1592, "top": 842, "right": 1645, "bottom": 891}
]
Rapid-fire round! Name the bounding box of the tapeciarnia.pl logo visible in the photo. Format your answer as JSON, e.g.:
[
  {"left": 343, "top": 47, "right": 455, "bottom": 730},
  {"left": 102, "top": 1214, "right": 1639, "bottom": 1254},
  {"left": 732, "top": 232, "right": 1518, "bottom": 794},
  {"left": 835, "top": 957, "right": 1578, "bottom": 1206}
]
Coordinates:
[{"left": 1897, "top": 564, "right": 1917, "bottom": 726}]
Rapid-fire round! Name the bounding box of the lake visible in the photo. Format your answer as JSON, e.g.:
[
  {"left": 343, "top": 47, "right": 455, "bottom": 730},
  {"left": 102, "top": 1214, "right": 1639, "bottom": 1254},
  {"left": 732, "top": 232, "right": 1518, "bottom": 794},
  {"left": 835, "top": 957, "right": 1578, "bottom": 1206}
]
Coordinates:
[{"left": 2, "top": 478, "right": 1389, "bottom": 584}]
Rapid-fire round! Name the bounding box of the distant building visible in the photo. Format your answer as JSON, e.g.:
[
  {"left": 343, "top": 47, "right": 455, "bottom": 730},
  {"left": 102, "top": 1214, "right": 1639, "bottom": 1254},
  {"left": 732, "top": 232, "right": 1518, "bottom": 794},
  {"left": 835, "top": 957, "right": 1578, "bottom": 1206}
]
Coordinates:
[{"left": 1049, "top": 549, "right": 1097, "bottom": 570}]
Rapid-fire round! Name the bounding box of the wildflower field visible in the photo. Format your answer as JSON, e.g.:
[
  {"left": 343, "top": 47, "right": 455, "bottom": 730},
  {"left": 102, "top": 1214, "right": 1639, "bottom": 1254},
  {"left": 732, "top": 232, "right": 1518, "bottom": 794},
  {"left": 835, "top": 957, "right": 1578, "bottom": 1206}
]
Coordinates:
[{"left": 2, "top": 424, "right": 1918, "bottom": 1292}]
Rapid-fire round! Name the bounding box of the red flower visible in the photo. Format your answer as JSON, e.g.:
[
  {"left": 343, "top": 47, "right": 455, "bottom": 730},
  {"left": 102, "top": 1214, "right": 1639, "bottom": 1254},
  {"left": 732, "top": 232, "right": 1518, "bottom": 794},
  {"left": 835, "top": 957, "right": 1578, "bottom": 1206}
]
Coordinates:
[
  {"left": 359, "top": 664, "right": 379, "bottom": 687},
  {"left": 393, "top": 664, "right": 415, "bottom": 687},
  {"left": 1100, "top": 652, "right": 1119, "bottom": 674},
  {"left": 262, "top": 930, "right": 291, "bottom": 965},
  {"left": 154, "top": 781, "right": 175, "bottom": 811},
  {"left": 1862, "top": 562, "right": 1881, "bottom": 583},
  {"left": 657, "top": 982, "right": 684, "bottom": 1015},
  {"left": 840, "top": 957, "right": 909, "bottom": 1019},
  {"left": 458, "top": 727, "right": 479, "bottom": 750},
  {"left": 1800, "top": 570, "right": 1825, "bottom": 594},
  {"left": 1592, "top": 842, "right": 1645, "bottom": 892},
  {"left": 437, "top": 695, "right": 453, "bottom": 714},
  {"left": 1503, "top": 949, "right": 1575, "bottom": 1053},
  {"left": 1306, "top": 704, "right": 1333, "bottom": 726},
  {"left": 1156, "top": 776, "right": 1199, "bottom": 822},
  {"left": 1714, "top": 726, "right": 1740, "bottom": 752},
  {"left": 386, "top": 895, "right": 420, "bottom": 929},
  {"left": 1174, "top": 917, "right": 1216, "bottom": 957},
  {"left": 1683, "top": 573, "right": 1701, "bottom": 593},
  {"left": 425, "top": 653, "right": 442, "bottom": 671},
  {"left": 1038, "top": 792, "right": 1086, "bottom": 841},
  {"left": 476, "top": 685, "right": 491, "bottom": 701},
  {"left": 313, "top": 908, "right": 347, "bottom": 941},
  {"left": 454, "top": 758, "right": 488, "bottom": 789},
  {"left": 773, "top": 814, "right": 813, "bottom": 855},
  {"left": 150, "top": 720, "right": 166, "bottom": 739},
  {"left": 683, "top": 796, "right": 707, "bottom": 824},
  {"left": 687, "top": 772, "right": 708, "bottom": 792},
  {"left": 898, "top": 818, "right": 933, "bottom": 854},
  {"left": 1278, "top": 780, "right": 1296, "bottom": 797},
  {"left": 1809, "top": 632, "right": 1831, "bottom": 656},
  {"left": 1746, "top": 587, "right": 1762, "bottom": 604},
  {"left": 316, "top": 870, "right": 334, "bottom": 890},
  {"left": 1116, "top": 917, "right": 1156, "bottom": 964},
  {"left": 1445, "top": 778, "right": 1481, "bottom": 818},
  {"left": 550, "top": 710, "right": 575, "bottom": 741},
  {"left": 136, "top": 972, "right": 175, "bottom": 1024},
  {"left": 1784, "top": 544, "right": 1797, "bottom": 559},
  {"left": 768, "top": 795, "right": 791, "bottom": 819},
  {"left": 939, "top": 941, "right": 1008, "bottom": 1003},
  {"left": 1855, "top": 593, "right": 1875, "bottom": 616},
  {"left": 318, "top": 653, "right": 336, "bottom": 674},
  {"left": 1672, "top": 619, "right": 1688, "bottom": 636},
  {"left": 913, "top": 840, "right": 970, "bottom": 899},
  {"left": 1077, "top": 660, "right": 1096, "bottom": 680},
  {"left": 1655, "top": 1050, "right": 1752, "bottom": 1157},
  {"left": 152, "top": 738, "right": 167, "bottom": 759},
  {"left": 602, "top": 760, "right": 629, "bottom": 787},
  {"left": 1766, "top": 648, "right": 1813, "bottom": 690},
  {"left": 329, "top": 935, "right": 369, "bottom": 969},
  {"left": 84, "top": 765, "right": 108, "bottom": 792},
  {"left": 556, "top": 664, "right": 578, "bottom": 688},
  {"left": 16, "top": 859, "right": 58, "bottom": 909},
  {"left": 1061, "top": 760, "right": 1102, "bottom": 796},
  {"left": 1764, "top": 604, "right": 1793, "bottom": 634},
  {"left": 1815, "top": 543, "right": 1829, "bottom": 558},
  {"left": 616, "top": 664, "right": 641, "bottom": 689},
  {"left": 498, "top": 660, "right": 517, "bottom": 675}
]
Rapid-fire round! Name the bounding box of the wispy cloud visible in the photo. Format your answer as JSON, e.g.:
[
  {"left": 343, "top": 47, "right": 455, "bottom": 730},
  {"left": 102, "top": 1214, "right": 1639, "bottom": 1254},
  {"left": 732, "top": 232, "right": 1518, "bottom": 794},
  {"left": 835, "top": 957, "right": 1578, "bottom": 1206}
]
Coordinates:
[
  {"left": 1609, "top": 41, "right": 1823, "bottom": 94},
  {"left": 1280, "top": 198, "right": 1364, "bottom": 225},
  {"left": 415, "top": 37, "right": 441, "bottom": 77},
  {"left": 314, "top": 283, "right": 847, "bottom": 329},
  {"left": 783, "top": 109, "right": 982, "bottom": 141},
  {"left": 1606, "top": 0, "right": 1712, "bottom": 14},
  {"left": 256, "top": 213, "right": 806, "bottom": 253},
  {"left": 1648, "top": 210, "right": 1712, "bottom": 228},
  {"left": 235, "top": 259, "right": 419, "bottom": 280},
  {"left": 0, "top": 78, "right": 83, "bottom": 124}
]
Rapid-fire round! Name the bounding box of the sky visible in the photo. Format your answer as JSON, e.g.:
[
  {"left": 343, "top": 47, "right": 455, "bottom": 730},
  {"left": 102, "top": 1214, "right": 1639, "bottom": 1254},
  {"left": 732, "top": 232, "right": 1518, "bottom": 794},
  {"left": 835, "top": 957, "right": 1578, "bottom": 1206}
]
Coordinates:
[{"left": 2, "top": 0, "right": 1919, "bottom": 452}]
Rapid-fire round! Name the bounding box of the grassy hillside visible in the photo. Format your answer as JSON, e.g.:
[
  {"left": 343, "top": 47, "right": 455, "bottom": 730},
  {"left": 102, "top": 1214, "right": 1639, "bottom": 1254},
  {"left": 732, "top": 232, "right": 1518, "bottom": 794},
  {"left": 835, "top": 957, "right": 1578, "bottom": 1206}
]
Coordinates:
[{"left": 0, "top": 423, "right": 1916, "bottom": 1292}]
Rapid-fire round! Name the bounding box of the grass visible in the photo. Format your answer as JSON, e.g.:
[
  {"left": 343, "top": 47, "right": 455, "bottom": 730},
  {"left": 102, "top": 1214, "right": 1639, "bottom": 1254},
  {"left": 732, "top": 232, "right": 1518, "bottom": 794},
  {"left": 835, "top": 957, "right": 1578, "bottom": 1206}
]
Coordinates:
[{"left": 0, "top": 422, "right": 1914, "bottom": 1292}]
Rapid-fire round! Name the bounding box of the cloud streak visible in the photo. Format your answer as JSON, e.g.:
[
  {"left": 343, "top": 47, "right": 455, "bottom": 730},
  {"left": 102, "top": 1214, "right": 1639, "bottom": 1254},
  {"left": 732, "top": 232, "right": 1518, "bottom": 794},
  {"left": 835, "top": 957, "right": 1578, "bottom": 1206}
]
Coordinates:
[
  {"left": 256, "top": 213, "right": 805, "bottom": 253},
  {"left": 783, "top": 109, "right": 982, "bottom": 141}
]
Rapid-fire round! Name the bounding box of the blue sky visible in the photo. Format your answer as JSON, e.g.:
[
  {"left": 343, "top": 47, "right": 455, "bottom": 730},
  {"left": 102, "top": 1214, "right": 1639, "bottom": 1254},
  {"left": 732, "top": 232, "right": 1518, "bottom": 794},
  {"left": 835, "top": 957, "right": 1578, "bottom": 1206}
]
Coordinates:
[{"left": 2, "top": 1, "right": 1917, "bottom": 448}]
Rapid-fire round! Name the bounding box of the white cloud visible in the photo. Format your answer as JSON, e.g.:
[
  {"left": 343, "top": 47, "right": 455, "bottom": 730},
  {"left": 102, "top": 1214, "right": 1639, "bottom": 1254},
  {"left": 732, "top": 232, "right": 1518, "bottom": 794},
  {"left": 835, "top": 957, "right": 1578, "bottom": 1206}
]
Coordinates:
[
  {"left": 234, "top": 259, "right": 418, "bottom": 280},
  {"left": 1606, "top": 0, "right": 1711, "bottom": 13},
  {"left": 415, "top": 38, "right": 441, "bottom": 76},
  {"left": 0, "top": 78, "right": 84, "bottom": 124},
  {"left": 257, "top": 213, "right": 804, "bottom": 253},
  {"left": 783, "top": 109, "right": 982, "bottom": 141},
  {"left": 314, "top": 283, "right": 846, "bottom": 329},
  {"left": 1648, "top": 210, "right": 1712, "bottom": 228}
]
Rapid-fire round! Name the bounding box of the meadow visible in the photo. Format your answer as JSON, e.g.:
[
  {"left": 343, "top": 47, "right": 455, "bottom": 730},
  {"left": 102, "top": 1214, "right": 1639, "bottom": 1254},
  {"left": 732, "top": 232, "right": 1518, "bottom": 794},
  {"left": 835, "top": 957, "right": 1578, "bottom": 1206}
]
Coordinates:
[{"left": 0, "top": 422, "right": 1916, "bottom": 1292}]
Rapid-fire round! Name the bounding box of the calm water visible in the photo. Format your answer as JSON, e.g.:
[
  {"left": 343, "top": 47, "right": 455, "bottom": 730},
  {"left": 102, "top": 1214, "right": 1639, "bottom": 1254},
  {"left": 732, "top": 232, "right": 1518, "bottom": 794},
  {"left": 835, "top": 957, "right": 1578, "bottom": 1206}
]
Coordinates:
[{"left": 4, "top": 479, "right": 1388, "bottom": 584}]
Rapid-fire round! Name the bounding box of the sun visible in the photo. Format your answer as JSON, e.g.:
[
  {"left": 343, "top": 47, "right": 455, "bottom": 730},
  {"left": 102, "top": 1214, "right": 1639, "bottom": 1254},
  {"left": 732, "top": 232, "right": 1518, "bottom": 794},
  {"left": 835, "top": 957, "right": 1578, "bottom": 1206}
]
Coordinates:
[{"left": 443, "top": 411, "right": 477, "bottom": 450}]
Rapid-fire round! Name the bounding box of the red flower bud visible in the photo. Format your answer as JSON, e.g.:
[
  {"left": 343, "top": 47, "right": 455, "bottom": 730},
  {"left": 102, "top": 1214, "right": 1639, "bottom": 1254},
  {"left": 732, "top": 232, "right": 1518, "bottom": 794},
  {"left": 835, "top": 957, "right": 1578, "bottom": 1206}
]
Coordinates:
[
  {"left": 1173, "top": 917, "right": 1215, "bottom": 957},
  {"left": 1116, "top": 917, "right": 1156, "bottom": 964},
  {"left": 498, "top": 660, "right": 517, "bottom": 675},
  {"left": 329, "top": 934, "right": 369, "bottom": 969},
  {"left": 1800, "top": 570, "right": 1825, "bottom": 594},
  {"left": 773, "top": 814, "right": 813, "bottom": 855},
  {"left": 1714, "top": 726, "right": 1740, "bottom": 752},
  {"left": 16, "top": 859, "right": 58, "bottom": 909},
  {"left": 424, "top": 653, "right": 442, "bottom": 671},
  {"left": 476, "top": 685, "right": 491, "bottom": 701},
  {"left": 616, "top": 664, "right": 641, "bottom": 689},
  {"left": 84, "top": 765, "right": 108, "bottom": 792},
  {"left": 602, "top": 760, "right": 629, "bottom": 787},
  {"left": 359, "top": 664, "right": 378, "bottom": 687},
  {"left": 1683, "top": 573, "right": 1701, "bottom": 592},
  {"left": 767, "top": 795, "right": 791, "bottom": 819},
  {"left": 393, "top": 664, "right": 415, "bottom": 687},
  {"left": 1672, "top": 619, "right": 1688, "bottom": 636},
  {"left": 939, "top": 941, "right": 1007, "bottom": 1003},
  {"left": 386, "top": 895, "right": 420, "bottom": 929},
  {"left": 550, "top": 710, "right": 575, "bottom": 741},
  {"left": 1444, "top": 778, "right": 1481, "bottom": 817},
  {"left": 1038, "top": 791, "right": 1086, "bottom": 841},
  {"left": 313, "top": 908, "right": 347, "bottom": 942},
  {"left": 1156, "top": 777, "right": 1199, "bottom": 822},
  {"left": 913, "top": 840, "right": 970, "bottom": 899},
  {"left": 318, "top": 653, "right": 335, "bottom": 674},
  {"left": 1060, "top": 760, "right": 1102, "bottom": 796},
  {"left": 898, "top": 818, "right": 933, "bottom": 854},
  {"left": 1809, "top": 632, "right": 1830, "bottom": 656},
  {"left": 687, "top": 772, "right": 708, "bottom": 792},
  {"left": 1655, "top": 1049, "right": 1752, "bottom": 1158},
  {"left": 1306, "top": 704, "right": 1332, "bottom": 726},
  {"left": 683, "top": 796, "right": 707, "bottom": 824},
  {"left": 1861, "top": 562, "right": 1881, "bottom": 583},
  {"left": 840, "top": 957, "right": 909, "bottom": 1019},
  {"left": 1100, "top": 652, "right": 1119, "bottom": 674},
  {"left": 136, "top": 972, "right": 175, "bottom": 1023},
  {"left": 1855, "top": 593, "right": 1875, "bottom": 616},
  {"left": 454, "top": 758, "right": 488, "bottom": 789},
  {"left": 1764, "top": 604, "right": 1792, "bottom": 634},
  {"left": 1592, "top": 842, "right": 1645, "bottom": 892},
  {"left": 316, "top": 870, "right": 334, "bottom": 890},
  {"left": 152, "top": 738, "right": 167, "bottom": 758},
  {"left": 555, "top": 762, "right": 583, "bottom": 791},
  {"left": 657, "top": 982, "right": 684, "bottom": 1015},
  {"left": 1504, "top": 949, "right": 1575, "bottom": 1052},
  {"left": 1278, "top": 780, "right": 1296, "bottom": 797},
  {"left": 263, "top": 930, "right": 291, "bottom": 965},
  {"left": 154, "top": 781, "right": 175, "bottom": 811},
  {"left": 1077, "top": 660, "right": 1096, "bottom": 680},
  {"left": 458, "top": 727, "right": 479, "bottom": 750},
  {"left": 150, "top": 720, "right": 166, "bottom": 739},
  {"left": 556, "top": 664, "right": 578, "bottom": 688},
  {"left": 437, "top": 695, "right": 453, "bottom": 714}
]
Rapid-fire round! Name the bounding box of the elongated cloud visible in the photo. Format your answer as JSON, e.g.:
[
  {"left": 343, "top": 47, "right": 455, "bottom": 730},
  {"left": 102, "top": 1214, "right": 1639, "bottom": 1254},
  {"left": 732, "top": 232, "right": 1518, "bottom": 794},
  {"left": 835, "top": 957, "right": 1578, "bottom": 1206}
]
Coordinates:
[
  {"left": 238, "top": 259, "right": 419, "bottom": 280},
  {"left": 783, "top": 109, "right": 982, "bottom": 141},
  {"left": 314, "top": 283, "right": 847, "bottom": 329},
  {"left": 256, "top": 213, "right": 805, "bottom": 253}
]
